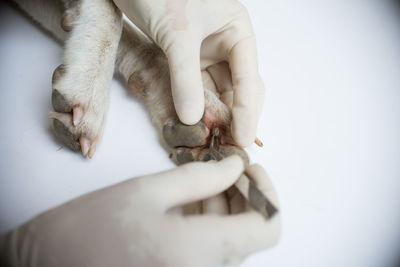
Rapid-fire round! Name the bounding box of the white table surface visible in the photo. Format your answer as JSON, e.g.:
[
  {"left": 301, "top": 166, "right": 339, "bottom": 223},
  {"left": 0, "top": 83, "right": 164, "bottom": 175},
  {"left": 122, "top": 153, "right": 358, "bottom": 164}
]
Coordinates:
[{"left": 1, "top": 1, "right": 400, "bottom": 266}]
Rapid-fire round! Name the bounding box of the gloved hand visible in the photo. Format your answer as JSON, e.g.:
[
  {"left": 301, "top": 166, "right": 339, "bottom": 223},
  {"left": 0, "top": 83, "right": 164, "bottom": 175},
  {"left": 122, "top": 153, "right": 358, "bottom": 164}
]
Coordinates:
[
  {"left": 113, "top": 0, "right": 265, "bottom": 147},
  {"left": 0, "top": 156, "right": 280, "bottom": 267}
]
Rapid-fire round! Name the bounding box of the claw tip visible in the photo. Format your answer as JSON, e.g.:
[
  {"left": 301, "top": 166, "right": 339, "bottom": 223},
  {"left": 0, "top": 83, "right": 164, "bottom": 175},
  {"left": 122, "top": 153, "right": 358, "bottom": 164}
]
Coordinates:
[
  {"left": 80, "top": 137, "right": 90, "bottom": 157},
  {"left": 255, "top": 138, "right": 263, "bottom": 148},
  {"left": 72, "top": 106, "right": 83, "bottom": 126}
]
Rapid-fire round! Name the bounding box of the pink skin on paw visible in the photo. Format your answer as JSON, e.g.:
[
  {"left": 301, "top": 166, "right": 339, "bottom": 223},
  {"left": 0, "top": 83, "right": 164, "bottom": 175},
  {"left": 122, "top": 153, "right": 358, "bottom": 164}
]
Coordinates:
[{"left": 202, "top": 109, "right": 234, "bottom": 147}]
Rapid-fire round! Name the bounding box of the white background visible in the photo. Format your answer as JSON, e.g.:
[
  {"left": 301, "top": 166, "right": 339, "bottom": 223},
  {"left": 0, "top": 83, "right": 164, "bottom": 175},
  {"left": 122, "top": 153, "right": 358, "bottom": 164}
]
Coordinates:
[{"left": 1, "top": 1, "right": 400, "bottom": 266}]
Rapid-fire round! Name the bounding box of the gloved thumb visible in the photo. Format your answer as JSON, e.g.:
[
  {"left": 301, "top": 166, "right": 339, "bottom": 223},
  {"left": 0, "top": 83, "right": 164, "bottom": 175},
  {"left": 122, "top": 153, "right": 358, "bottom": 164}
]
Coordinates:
[{"left": 164, "top": 36, "right": 204, "bottom": 125}]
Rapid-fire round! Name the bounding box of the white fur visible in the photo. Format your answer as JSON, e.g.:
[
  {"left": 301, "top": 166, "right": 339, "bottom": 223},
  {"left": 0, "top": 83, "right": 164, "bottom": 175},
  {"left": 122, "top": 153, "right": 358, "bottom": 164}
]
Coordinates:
[{"left": 11, "top": 0, "right": 231, "bottom": 155}]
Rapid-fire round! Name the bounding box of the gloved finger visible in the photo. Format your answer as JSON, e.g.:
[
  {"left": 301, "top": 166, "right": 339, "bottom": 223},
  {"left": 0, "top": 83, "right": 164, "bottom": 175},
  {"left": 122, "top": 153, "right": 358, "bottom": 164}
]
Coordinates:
[
  {"left": 201, "top": 70, "right": 218, "bottom": 94},
  {"left": 220, "top": 91, "right": 233, "bottom": 110},
  {"left": 185, "top": 165, "right": 280, "bottom": 256},
  {"left": 207, "top": 62, "right": 233, "bottom": 108},
  {"left": 229, "top": 36, "right": 265, "bottom": 147},
  {"left": 165, "top": 37, "right": 204, "bottom": 125},
  {"left": 245, "top": 164, "right": 279, "bottom": 208},
  {"left": 217, "top": 165, "right": 280, "bottom": 254},
  {"left": 226, "top": 164, "right": 279, "bottom": 214},
  {"left": 143, "top": 155, "right": 244, "bottom": 210},
  {"left": 202, "top": 193, "right": 229, "bottom": 215},
  {"left": 187, "top": 211, "right": 280, "bottom": 257},
  {"left": 225, "top": 186, "right": 247, "bottom": 214}
]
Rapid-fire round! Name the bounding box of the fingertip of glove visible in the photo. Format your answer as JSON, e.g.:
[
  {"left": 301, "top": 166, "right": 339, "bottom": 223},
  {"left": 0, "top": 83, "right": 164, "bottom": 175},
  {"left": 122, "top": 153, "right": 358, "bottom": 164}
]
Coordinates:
[
  {"left": 220, "top": 154, "right": 245, "bottom": 171},
  {"left": 231, "top": 126, "right": 255, "bottom": 148},
  {"left": 176, "top": 102, "right": 204, "bottom": 126}
]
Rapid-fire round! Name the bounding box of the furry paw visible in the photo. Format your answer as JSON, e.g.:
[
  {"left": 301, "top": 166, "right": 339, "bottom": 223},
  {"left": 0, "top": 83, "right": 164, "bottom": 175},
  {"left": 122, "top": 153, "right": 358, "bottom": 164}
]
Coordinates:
[
  {"left": 163, "top": 114, "right": 250, "bottom": 166},
  {"left": 50, "top": 64, "right": 107, "bottom": 158},
  {"left": 48, "top": 0, "right": 122, "bottom": 158}
]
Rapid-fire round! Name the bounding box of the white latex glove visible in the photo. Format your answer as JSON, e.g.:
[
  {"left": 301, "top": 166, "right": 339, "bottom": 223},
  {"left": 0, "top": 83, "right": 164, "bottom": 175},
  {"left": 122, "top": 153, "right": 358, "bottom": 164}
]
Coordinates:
[
  {"left": 0, "top": 156, "right": 280, "bottom": 267},
  {"left": 113, "top": 0, "right": 265, "bottom": 147}
]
